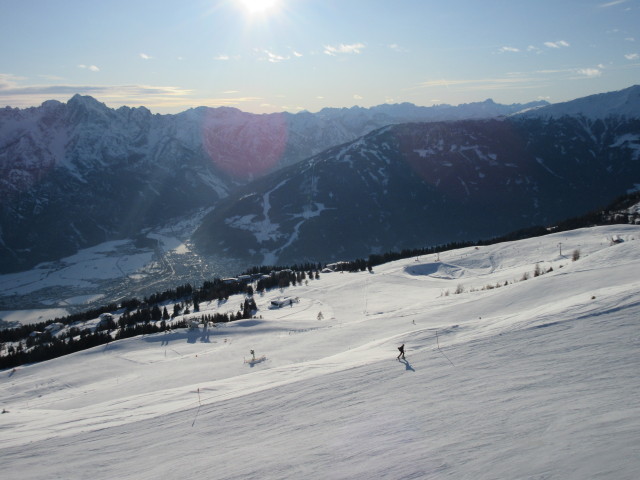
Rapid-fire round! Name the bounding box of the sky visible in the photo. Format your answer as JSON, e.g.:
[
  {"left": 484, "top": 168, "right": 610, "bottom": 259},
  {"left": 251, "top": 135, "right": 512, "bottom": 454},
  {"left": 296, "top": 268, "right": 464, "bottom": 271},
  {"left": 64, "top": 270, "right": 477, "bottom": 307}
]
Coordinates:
[{"left": 1, "top": 0, "right": 639, "bottom": 114}]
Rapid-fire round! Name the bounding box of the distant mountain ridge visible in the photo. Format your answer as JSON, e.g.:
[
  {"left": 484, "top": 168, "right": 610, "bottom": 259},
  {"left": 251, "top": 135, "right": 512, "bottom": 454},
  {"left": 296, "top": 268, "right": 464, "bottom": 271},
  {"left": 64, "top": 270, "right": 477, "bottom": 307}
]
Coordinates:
[
  {"left": 0, "top": 94, "right": 548, "bottom": 273},
  {"left": 518, "top": 84, "right": 640, "bottom": 119},
  {"left": 192, "top": 86, "right": 640, "bottom": 266}
]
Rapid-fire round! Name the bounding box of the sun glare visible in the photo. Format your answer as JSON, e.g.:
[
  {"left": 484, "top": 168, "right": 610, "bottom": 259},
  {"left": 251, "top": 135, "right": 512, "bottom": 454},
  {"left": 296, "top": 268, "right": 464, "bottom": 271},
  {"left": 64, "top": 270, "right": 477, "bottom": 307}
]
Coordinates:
[{"left": 238, "top": 0, "right": 280, "bottom": 14}]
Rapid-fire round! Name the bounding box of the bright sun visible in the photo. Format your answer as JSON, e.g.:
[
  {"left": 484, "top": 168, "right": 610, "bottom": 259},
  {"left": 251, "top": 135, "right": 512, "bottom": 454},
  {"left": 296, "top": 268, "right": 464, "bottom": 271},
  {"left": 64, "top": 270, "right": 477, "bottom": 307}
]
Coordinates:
[{"left": 238, "top": 0, "right": 280, "bottom": 14}]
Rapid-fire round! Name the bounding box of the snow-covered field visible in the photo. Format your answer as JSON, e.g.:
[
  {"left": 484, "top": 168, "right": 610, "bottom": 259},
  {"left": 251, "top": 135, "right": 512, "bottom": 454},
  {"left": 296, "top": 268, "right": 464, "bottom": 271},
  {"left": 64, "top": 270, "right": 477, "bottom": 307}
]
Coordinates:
[{"left": 1, "top": 225, "right": 639, "bottom": 479}]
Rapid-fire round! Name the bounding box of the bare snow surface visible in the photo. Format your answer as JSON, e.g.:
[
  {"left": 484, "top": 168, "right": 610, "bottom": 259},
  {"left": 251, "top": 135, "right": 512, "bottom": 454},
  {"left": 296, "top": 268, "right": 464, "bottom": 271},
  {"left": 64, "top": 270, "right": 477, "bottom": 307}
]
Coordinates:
[{"left": 1, "top": 225, "right": 640, "bottom": 479}]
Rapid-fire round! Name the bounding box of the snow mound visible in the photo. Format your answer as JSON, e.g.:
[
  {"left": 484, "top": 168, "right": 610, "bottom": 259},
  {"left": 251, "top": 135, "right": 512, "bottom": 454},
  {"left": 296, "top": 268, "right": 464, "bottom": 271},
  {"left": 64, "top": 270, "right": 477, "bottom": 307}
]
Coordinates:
[{"left": 405, "top": 262, "right": 466, "bottom": 279}]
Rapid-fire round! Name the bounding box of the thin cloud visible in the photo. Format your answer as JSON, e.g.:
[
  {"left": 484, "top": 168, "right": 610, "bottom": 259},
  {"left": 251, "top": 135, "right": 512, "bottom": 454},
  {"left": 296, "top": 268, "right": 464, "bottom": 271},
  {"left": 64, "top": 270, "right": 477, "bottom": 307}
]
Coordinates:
[
  {"left": 261, "top": 49, "right": 289, "bottom": 63},
  {"left": 0, "top": 81, "right": 193, "bottom": 110},
  {"left": 214, "top": 54, "right": 230, "bottom": 61},
  {"left": 414, "top": 64, "right": 606, "bottom": 92},
  {"left": 599, "top": 0, "right": 627, "bottom": 7},
  {"left": 0, "top": 73, "right": 24, "bottom": 89},
  {"left": 0, "top": 75, "right": 274, "bottom": 113},
  {"left": 139, "top": 53, "right": 152, "bottom": 60},
  {"left": 323, "top": 43, "right": 365, "bottom": 56},
  {"left": 534, "top": 66, "right": 605, "bottom": 78},
  {"left": 535, "top": 68, "right": 574, "bottom": 74},
  {"left": 576, "top": 68, "right": 602, "bottom": 77},
  {"left": 418, "top": 78, "right": 527, "bottom": 88},
  {"left": 0, "top": 84, "right": 192, "bottom": 98},
  {"left": 624, "top": 53, "right": 639, "bottom": 60},
  {"left": 544, "top": 40, "right": 570, "bottom": 49},
  {"left": 1, "top": 84, "right": 106, "bottom": 96},
  {"left": 78, "top": 64, "right": 100, "bottom": 72},
  {"left": 499, "top": 46, "right": 520, "bottom": 53},
  {"left": 253, "top": 48, "right": 302, "bottom": 63},
  {"left": 416, "top": 75, "right": 546, "bottom": 93},
  {"left": 388, "top": 43, "right": 408, "bottom": 52}
]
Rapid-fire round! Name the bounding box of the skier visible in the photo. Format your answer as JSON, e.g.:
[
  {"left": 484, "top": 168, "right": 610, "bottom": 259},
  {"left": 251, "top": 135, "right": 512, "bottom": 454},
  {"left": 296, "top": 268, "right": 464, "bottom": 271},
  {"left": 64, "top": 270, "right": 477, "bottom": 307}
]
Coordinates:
[{"left": 397, "top": 343, "right": 405, "bottom": 360}]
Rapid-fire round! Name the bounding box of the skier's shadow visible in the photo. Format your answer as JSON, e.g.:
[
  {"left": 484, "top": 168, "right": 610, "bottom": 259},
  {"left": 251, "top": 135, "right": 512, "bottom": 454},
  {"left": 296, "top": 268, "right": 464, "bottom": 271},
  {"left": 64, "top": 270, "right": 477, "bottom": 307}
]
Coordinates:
[{"left": 398, "top": 358, "right": 415, "bottom": 371}]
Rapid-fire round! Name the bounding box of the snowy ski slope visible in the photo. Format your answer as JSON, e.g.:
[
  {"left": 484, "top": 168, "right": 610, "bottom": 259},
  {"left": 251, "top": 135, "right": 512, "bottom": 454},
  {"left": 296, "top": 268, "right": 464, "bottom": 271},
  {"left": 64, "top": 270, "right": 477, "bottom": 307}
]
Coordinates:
[{"left": 1, "top": 225, "right": 639, "bottom": 479}]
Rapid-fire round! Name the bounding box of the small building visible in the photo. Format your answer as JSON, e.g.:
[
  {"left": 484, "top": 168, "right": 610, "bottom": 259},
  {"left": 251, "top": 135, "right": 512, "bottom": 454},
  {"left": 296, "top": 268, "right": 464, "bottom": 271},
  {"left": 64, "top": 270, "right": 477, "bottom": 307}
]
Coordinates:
[
  {"left": 325, "top": 261, "right": 349, "bottom": 272},
  {"left": 270, "top": 297, "right": 298, "bottom": 308}
]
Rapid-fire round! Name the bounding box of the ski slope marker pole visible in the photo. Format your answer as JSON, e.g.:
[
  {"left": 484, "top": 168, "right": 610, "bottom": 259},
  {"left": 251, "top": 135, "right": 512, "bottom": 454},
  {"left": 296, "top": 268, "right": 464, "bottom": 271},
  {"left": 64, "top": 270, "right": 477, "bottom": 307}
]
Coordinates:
[
  {"left": 192, "top": 388, "right": 203, "bottom": 427},
  {"left": 436, "top": 330, "right": 455, "bottom": 367}
]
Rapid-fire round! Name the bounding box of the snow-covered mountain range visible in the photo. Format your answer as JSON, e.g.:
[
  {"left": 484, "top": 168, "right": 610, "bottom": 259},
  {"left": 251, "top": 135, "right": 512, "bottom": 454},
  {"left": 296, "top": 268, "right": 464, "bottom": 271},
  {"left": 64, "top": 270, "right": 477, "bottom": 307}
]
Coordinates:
[
  {"left": 2, "top": 86, "right": 640, "bottom": 275},
  {"left": 0, "top": 95, "right": 546, "bottom": 274},
  {"left": 193, "top": 87, "right": 640, "bottom": 267},
  {"left": 2, "top": 224, "right": 639, "bottom": 479},
  {"left": 518, "top": 83, "right": 640, "bottom": 119}
]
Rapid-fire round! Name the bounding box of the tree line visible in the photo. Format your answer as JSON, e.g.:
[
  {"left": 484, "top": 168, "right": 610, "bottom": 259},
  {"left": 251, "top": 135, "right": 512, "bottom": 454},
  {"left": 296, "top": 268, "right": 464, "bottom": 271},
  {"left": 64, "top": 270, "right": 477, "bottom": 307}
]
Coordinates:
[{"left": 0, "top": 269, "right": 317, "bottom": 369}]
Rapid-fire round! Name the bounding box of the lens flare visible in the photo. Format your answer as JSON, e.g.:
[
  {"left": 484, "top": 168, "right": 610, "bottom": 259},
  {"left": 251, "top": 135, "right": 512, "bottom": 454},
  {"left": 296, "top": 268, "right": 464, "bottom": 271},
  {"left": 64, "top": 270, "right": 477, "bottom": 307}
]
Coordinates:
[{"left": 202, "top": 109, "right": 288, "bottom": 181}]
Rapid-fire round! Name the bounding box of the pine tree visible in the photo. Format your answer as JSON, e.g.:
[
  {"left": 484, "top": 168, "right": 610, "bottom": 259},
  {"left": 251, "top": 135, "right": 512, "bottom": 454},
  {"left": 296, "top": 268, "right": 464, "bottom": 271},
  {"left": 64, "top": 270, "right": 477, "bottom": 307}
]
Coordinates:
[{"left": 151, "top": 305, "right": 162, "bottom": 321}]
